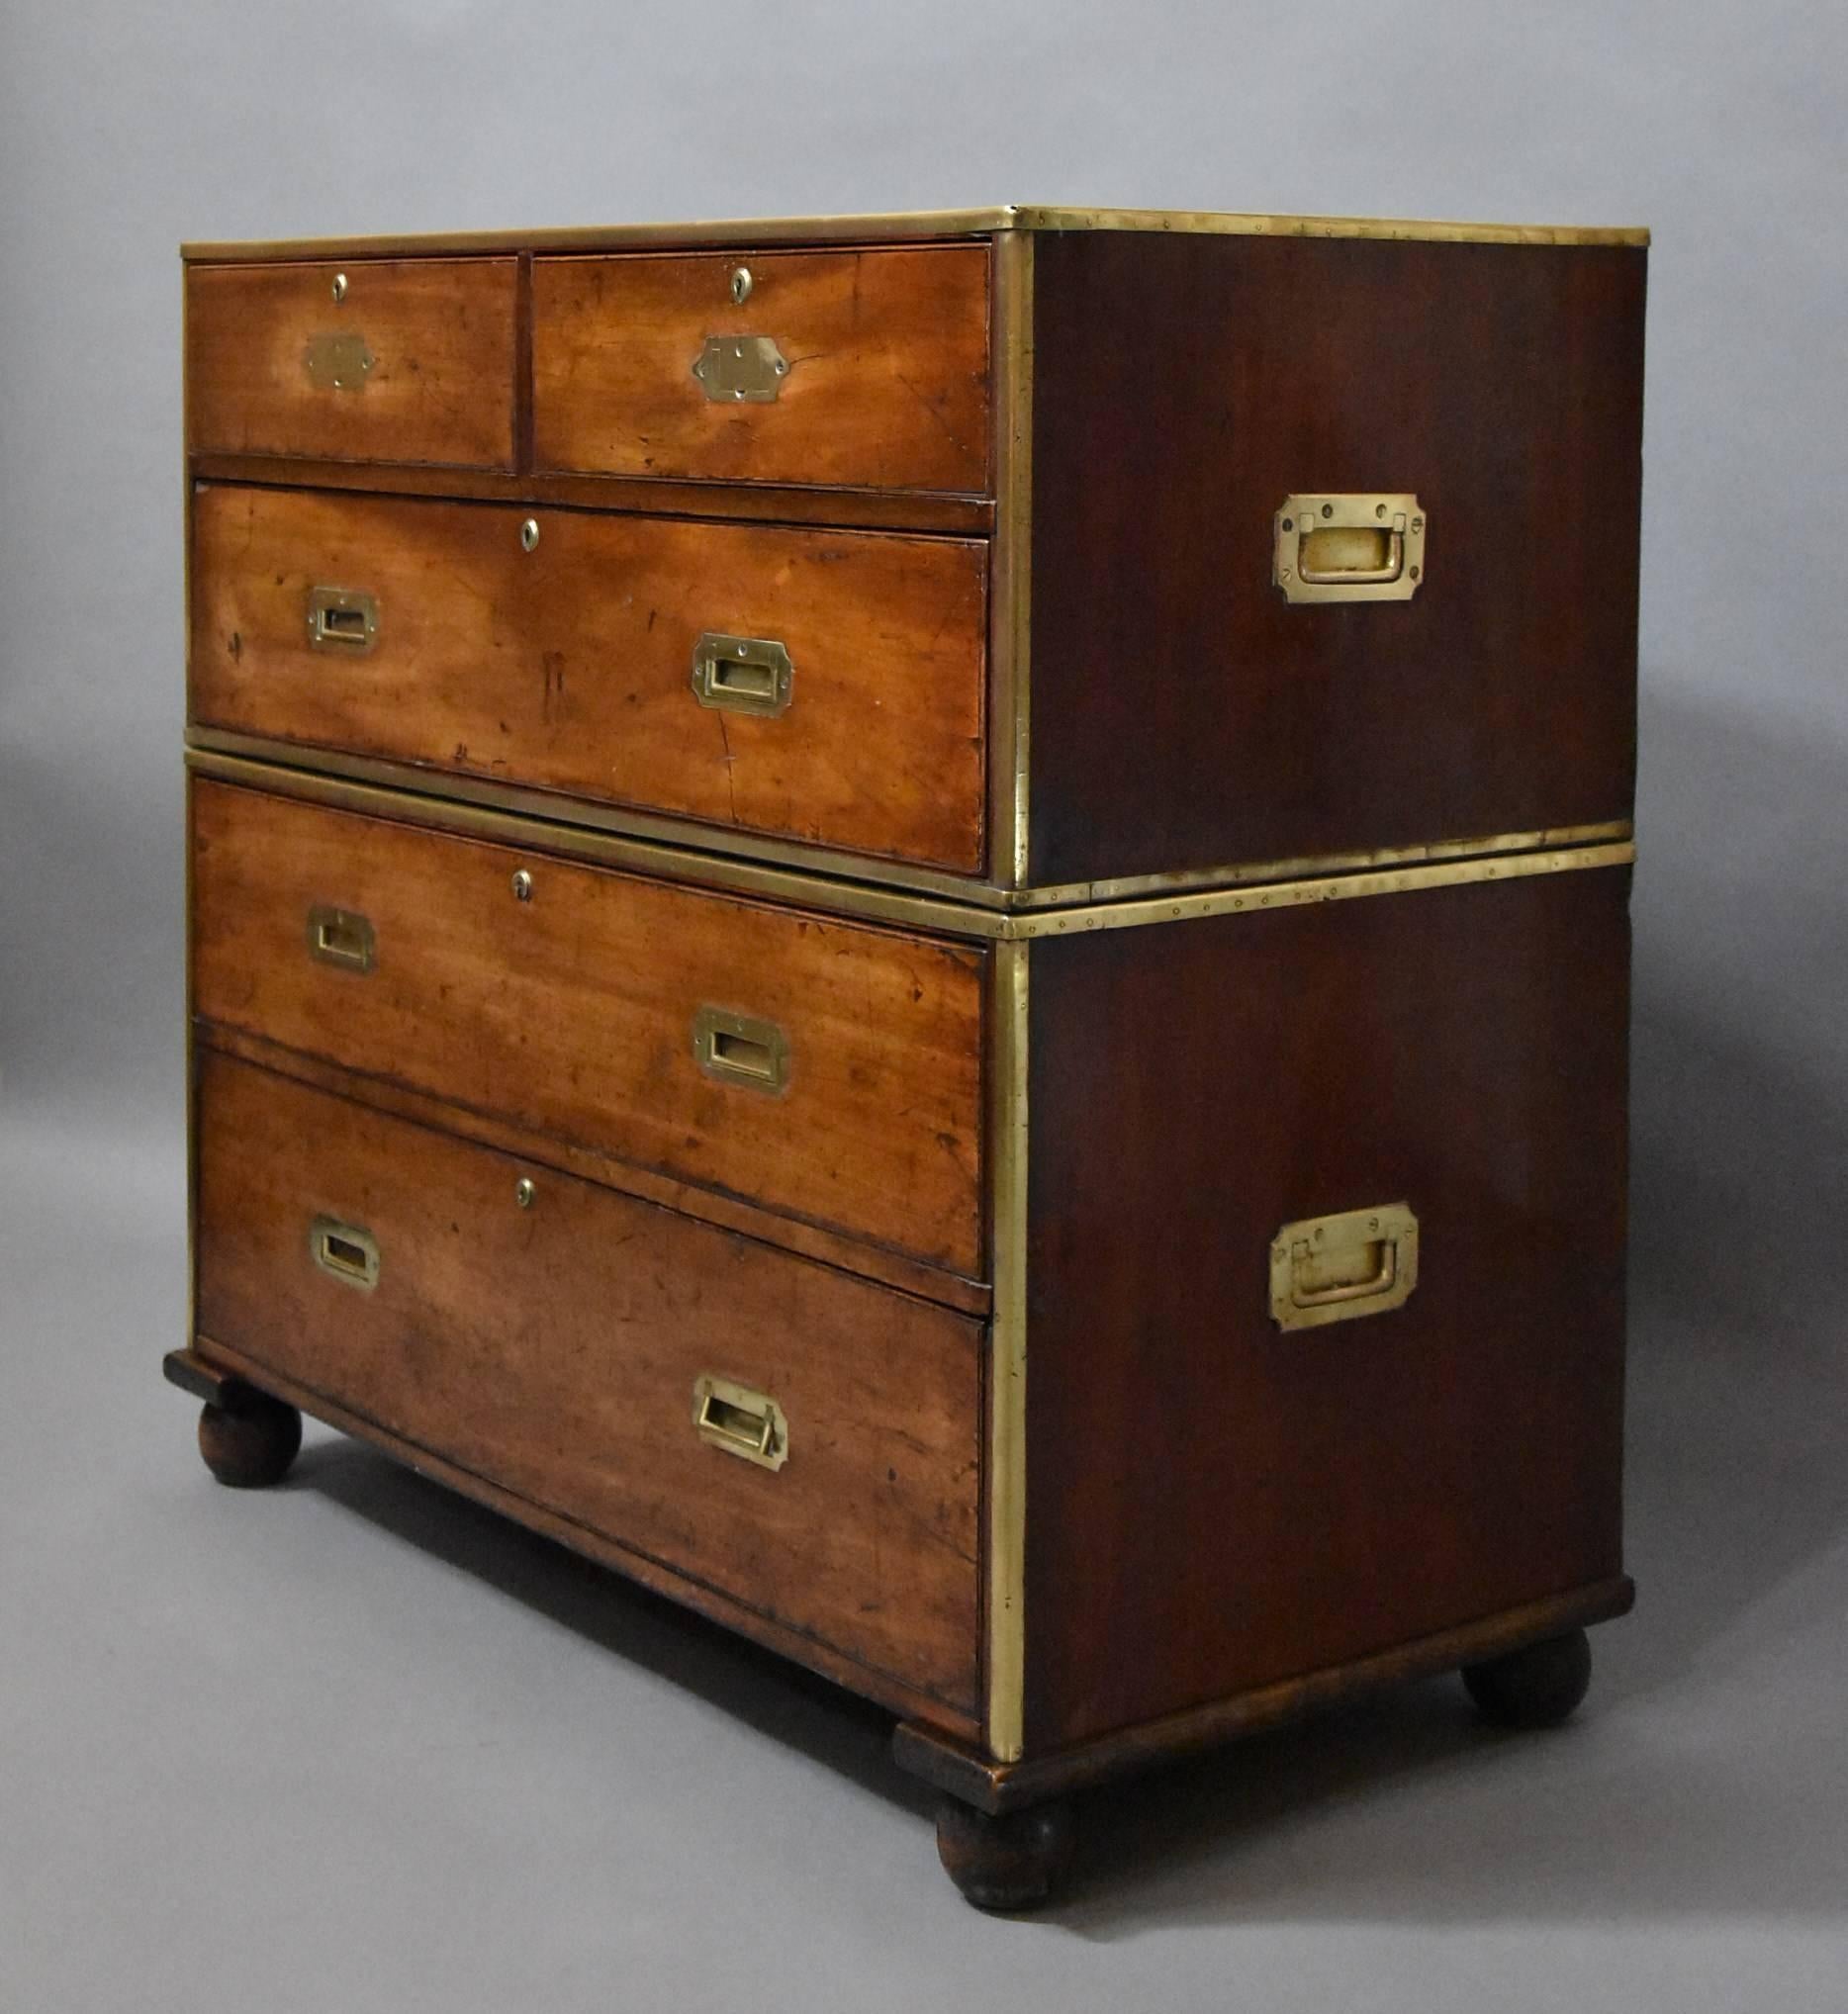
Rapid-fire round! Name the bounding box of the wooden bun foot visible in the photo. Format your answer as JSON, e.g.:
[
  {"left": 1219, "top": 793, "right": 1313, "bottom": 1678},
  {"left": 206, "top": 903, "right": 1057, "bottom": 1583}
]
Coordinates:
[
  {"left": 1463, "top": 1626, "right": 1593, "bottom": 1729},
  {"left": 935, "top": 1794, "right": 1075, "bottom": 1911},
  {"left": 198, "top": 1393, "right": 303, "bottom": 1490}
]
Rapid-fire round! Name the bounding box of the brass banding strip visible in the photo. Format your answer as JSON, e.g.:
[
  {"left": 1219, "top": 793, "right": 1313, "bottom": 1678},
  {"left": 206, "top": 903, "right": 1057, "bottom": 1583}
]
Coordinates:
[
  {"left": 185, "top": 744, "right": 1633, "bottom": 941},
  {"left": 182, "top": 207, "right": 1648, "bottom": 262},
  {"left": 985, "top": 939, "right": 1030, "bottom": 1762}
]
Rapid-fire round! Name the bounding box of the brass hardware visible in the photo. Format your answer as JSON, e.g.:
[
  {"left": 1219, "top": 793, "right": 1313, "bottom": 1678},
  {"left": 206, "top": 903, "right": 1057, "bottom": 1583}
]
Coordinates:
[
  {"left": 728, "top": 264, "right": 753, "bottom": 305},
  {"left": 691, "top": 334, "right": 790, "bottom": 404},
  {"left": 303, "top": 330, "right": 374, "bottom": 391},
  {"left": 330, "top": 271, "right": 348, "bottom": 303},
  {"left": 518, "top": 517, "right": 540, "bottom": 552},
  {"left": 513, "top": 1177, "right": 536, "bottom": 1210},
  {"left": 1269, "top": 1204, "right": 1419, "bottom": 1330},
  {"left": 1273, "top": 494, "right": 1427, "bottom": 604},
  {"left": 184, "top": 211, "right": 1650, "bottom": 262},
  {"left": 690, "top": 632, "right": 793, "bottom": 718},
  {"left": 306, "top": 586, "right": 378, "bottom": 654},
  {"left": 692, "top": 1373, "right": 788, "bottom": 1472},
  {"left": 985, "top": 937, "right": 1031, "bottom": 1763},
  {"left": 692, "top": 1006, "right": 789, "bottom": 1094},
  {"left": 310, "top": 1214, "right": 380, "bottom": 1292},
  {"left": 510, "top": 869, "right": 534, "bottom": 902},
  {"left": 306, "top": 903, "right": 375, "bottom": 973},
  {"left": 992, "top": 229, "right": 1035, "bottom": 891}
]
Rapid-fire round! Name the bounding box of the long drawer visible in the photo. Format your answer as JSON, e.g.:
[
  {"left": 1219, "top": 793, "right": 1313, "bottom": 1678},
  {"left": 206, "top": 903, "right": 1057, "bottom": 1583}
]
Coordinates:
[
  {"left": 531, "top": 246, "right": 992, "bottom": 493},
  {"left": 189, "top": 779, "right": 986, "bottom": 1277},
  {"left": 193, "top": 1051, "right": 982, "bottom": 1713},
  {"left": 189, "top": 484, "right": 989, "bottom": 872},
  {"left": 185, "top": 257, "right": 519, "bottom": 469}
]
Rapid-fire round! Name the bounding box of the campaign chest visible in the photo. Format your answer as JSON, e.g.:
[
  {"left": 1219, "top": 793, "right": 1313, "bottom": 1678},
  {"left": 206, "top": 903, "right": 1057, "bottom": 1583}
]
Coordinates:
[{"left": 168, "top": 206, "right": 1647, "bottom": 1908}]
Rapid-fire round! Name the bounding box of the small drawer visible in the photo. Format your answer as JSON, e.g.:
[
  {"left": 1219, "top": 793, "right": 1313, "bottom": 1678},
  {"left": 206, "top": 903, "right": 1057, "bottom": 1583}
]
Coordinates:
[
  {"left": 190, "top": 779, "right": 986, "bottom": 1276},
  {"left": 190, "top": 484, "right": 988, "bottom": 873},
  {"left": 185, "top": 257, "right": 518, "bottom": 468},
  {"left": 532, "top": 245, "right": 991, "bottom": 493},
  {"left": 193, "top": 1052, "right": 981, "bottom": 1713}
]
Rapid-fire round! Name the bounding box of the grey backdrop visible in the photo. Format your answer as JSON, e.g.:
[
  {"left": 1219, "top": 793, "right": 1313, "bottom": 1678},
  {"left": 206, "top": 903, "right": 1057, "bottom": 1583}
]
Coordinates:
[{"left": 3, "top": 2, "right": 1844, "bottom": 2008}]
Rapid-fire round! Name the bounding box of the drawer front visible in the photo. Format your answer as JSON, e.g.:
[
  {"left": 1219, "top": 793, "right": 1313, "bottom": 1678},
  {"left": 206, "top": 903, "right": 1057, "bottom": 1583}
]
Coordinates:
[
  {"left": 532, "top": 246, "right": 991, "bottom": 493},
  {"left": 186, "top": 258, "right": 518, "bottom": 468},
  {"left": 190, "top": 484, "right": 988, "bottom": 872},
  {"left": 190, "top": 780, "right": 985, "bottom": 1276},
  {"left": 195, "top": 1052, "right": 981, "bottom": 1713}
]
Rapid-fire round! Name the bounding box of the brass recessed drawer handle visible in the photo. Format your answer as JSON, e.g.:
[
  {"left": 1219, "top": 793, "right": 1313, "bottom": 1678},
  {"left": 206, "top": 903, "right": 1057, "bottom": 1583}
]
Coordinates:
[
  {"left": 691, "top": 333, "right": 790, "bottom": 403},
  {"left": 1273, "top": 494, "right": 1427, "bottom": 604},
  {"left": 693, "top": 1374, "right": 788, "bottom": 1472},
  {"left": 306, "top": 586, "right": 379, "bottom": 653},
  {"left": 690, "top": 632, "right": 793, "bottom": 718},
  {"left": 692, "top": 1005, "right": 789, "bottom": 1093},
  {"left": 309, "top": 1214, "right": 380, "bottom": 1292},
  {"left": 306, "top": 903, "right": 375, "bottom": 974},
  {"left": 303, "top": 329, "right": 374, "bottom": 392},
  {"left": 1268, "top": 1203, "right": 1419, "bottom": 1330}
]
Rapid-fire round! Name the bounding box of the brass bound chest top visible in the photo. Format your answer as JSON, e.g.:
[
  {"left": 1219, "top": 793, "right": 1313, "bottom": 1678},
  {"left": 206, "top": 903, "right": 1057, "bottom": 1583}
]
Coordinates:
[{"left": 173, "top": 206, "right": 1647, "bottom": 1909}]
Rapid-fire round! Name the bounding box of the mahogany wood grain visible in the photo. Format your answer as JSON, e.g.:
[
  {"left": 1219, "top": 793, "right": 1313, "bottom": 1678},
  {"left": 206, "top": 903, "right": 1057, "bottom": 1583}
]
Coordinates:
[
  {"left": 193, "top": 1052, "right": 983, "bottom": 1714},
  {"left": 532, "top": 247, "right": 991, "bottom": 494},
  {"left": 198, "top": 1024, "right": 991, "bottom": 1317},
  {"left": 1026, "top": 232, "right": 1647, "bottom": 882},
  {"left": 186, "top": 258, "right": 518, "bottom": 469},
  {"left": 896, "top": 1576, "right": 1635, "bottom": 1812},
  {"left": 190, "top": 779, "right": 986, "bottom": 1275},
  {"left": 184, "top": 457, "right": 997, "bottom": 536},
  {"left": 1019, "top": 868, "right": 1631, "bottom": 1751},
  {"left": 190, "top": 484, "right": 988, "bottom": 872}
]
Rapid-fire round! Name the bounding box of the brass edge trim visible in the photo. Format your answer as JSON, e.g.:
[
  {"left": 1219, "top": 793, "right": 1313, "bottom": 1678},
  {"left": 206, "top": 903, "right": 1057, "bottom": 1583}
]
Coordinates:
[
  {"left": 184, "top": 745, "right": 1016, "bottom": 942},
  {"left": 1008, "top": 207, "right": 1648, "bottom": 247},
  {"left": 1008, "top": 823, "right": 1634, "bottom": 907},
  {"left": 184, "top": 742, "right": 1634, "bottom": 939},
  {"left": 990, "top": 231, "right": 1034, "bottom": 887},
  {"left": 186, "top": 730, "right": 1628, "bottom": 917},
  {"left": 185, "top": 728, "right": 1022, "bottom": 917},
  {"left": 1012, "top": 842, "right": 1637, "bottom": 936},
  {"left": 986, "top": 938, "right": 1030, "bottom": 1762},
  {"left": 180, "top": 206, "right": 1647, "bottom": 261}
]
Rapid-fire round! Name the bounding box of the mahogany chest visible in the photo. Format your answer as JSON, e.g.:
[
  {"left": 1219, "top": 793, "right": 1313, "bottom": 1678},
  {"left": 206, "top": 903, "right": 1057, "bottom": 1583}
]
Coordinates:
[{"left": 168, "top": 206, "right": 1647, "bottom": 1908}]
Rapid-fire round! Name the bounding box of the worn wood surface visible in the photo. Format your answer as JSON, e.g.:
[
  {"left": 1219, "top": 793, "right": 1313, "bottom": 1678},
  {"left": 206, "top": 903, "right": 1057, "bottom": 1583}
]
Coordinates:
[
  {"left": 1026, "top": 232, "right": 1647, "bottom": 882},
  {"left": 183, "top": 458, "right": 998, "bottom": 536},
  {"left": 190, "top": 483, "right": 989, "bottom": 871},
  {"left": 199, "top": 1023, "right": 990, "bottom": 1316},
  {"left": 193, "top": 1052, "right": 983, "bottom": 1713},
  {"left": 1019, "top": 868, "right": 1631, "bottom": 1751},
  {"left": 190, "top": 779, "right": 986, "bottom": 1275},
  {"left": 532, "top": 246, "right": 991, "bottom": 493},
  {"left": 894, "top": 1576, "right": 1634, "bottom": 1811},
  {"left": 186, "top": 258, "right": 518, "bottom": 469}
]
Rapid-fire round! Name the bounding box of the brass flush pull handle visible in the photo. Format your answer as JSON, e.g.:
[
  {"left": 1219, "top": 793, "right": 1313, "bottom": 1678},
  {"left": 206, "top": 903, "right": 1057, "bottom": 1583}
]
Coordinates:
[
  {"left": 691, "top": 334, "right": 790, "bottom": 403},
  {"left": 690, "top": 632, "right": 793, "bottom": 718},
  {"left": 306, "top": 586, "right": 379, "bottom": 654},
  {"left": 303, "top": 329, "right": 374, "bottom": 391},
  {"left": 693, "top": 1374, "right": 788, "bottom": 1472},
  {"left": 1273, "top": 494, "right": 1427, "bottom": 603},
  {"left": 1268, "top": 1203, "right": 1419, "bottom": 1330},
  {"left": 692, "top": 1006, "right": 790, "bottom": 1094},
  {"left": 306, "top": 903, "right": 375, "bottom": 974},
  {"left": 309, "top": 1214, "right": 380, "bottom": 1292}
]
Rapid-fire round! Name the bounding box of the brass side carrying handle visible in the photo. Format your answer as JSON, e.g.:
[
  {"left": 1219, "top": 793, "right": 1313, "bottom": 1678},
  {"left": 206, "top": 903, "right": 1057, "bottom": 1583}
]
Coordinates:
[
  {"left": 1273, "top": 494, "right": 1427, "bottom": 604},
  {"left": 1268, "top": 1203, "right": 1419, "bottom": 1330},
  {"left": 690, "top": 632, "right": 793, "bottom": 718},
  {"left": 309, "top": 1214, "right": 380, "bottom": 1292},
  {"left": 692, "top": 1374, "right": 788, "bottom": 1472},
  {"left": 307, "top": 586, "right": 379, "bottom": 654},
  {"left": 306, "top": 903, "right": 375, "bottom": 974},
  {"left": 693, "top": 1006, "right": 789, "bottom": 1093}
]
